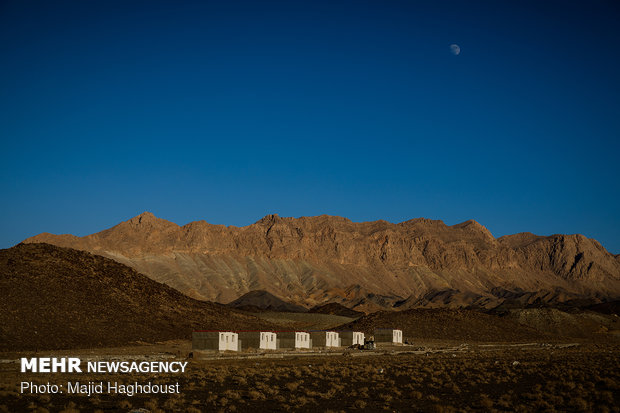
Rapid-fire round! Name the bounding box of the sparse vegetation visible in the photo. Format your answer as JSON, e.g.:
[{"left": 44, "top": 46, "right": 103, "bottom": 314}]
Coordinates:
[{"left": 2, "top": 343, "right": 618, "bottom": 411}]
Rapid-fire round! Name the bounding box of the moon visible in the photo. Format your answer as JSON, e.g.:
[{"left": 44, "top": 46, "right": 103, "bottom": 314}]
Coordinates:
[{"left": 450, "top": 44, "right": 461, "bottom": 55}]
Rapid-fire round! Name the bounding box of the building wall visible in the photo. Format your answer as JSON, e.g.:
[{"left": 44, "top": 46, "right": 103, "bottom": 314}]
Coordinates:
[
  {"left": 374, "top": 329, "right": 403, "bottom": 344},
  {"left": 192, "top": 332, "right": 220, "bottom": 350},
  {"left": 278, "top": 332, "right": 310, "bottom": 349},
  {"left": 220, "top": 332, "right": 239, "bottom": 351},
  {"left": 309, "top": 331, "right": 327, "bottom": 347},
  {"left": 339, "top": 331, "right": 365, "bottom": 346},
  {"left": 277, "top": 332, "right": 296, "bottom": 349},
  {"left": 315, "top": 331, "right": 339, "bottom": 348},
  {"left": 392, "top": 329, "right": 403, "bottom": 344},
  {"left": 192, "top": 332, "right": 239, "bottom": 351},
  {"left": 296, "top": 332, "right": 311, "bottom": 349},
  {"left": 237, "top": 331, "right": 277, "bottom": 350},
  {"left": 328, "top": 332, "right": 340, "bottom": 347},
  {"left": 264, "top": 332, "right": 277, "bottom": 350}
]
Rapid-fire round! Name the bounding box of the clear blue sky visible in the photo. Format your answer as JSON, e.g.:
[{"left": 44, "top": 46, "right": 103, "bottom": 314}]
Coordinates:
[{"left": 1, "top": 0, "right": 619, "bottom": 253}]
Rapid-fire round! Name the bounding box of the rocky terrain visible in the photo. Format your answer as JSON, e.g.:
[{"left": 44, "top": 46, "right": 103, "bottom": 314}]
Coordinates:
[
  {"left": 23, "top": 212, "right": 620, "bottom": 310},
  {"left": 0, "top": 243, "right": 275, "bottom": 350}
]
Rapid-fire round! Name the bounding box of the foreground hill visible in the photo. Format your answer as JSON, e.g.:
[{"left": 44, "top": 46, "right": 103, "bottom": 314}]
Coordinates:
[
  {"left": 0, "top": 243, "right": 275, "bottom": 351},
  {"left": 24, "top": 212, "right": 620, "bottom": 310}
]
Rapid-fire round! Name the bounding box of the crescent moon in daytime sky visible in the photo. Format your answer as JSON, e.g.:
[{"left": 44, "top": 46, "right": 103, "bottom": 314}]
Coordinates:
[{"left": 450, "top": 44, "right": 461, "bottom": 55}]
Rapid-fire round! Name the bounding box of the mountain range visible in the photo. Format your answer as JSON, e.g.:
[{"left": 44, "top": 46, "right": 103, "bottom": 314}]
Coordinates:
[{"left": 24, "top": 212, "right": 620, "bottom": 311}]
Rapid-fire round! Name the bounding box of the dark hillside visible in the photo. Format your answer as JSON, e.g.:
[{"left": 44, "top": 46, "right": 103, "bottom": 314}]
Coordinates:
[{"left": 0, "top": 243, "right": 275, "bottom": 350}]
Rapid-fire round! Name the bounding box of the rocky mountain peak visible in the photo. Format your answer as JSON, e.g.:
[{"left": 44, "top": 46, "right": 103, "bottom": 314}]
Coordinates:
[{"left": 129, "top": 211, "right": 157, "bottom": 224}]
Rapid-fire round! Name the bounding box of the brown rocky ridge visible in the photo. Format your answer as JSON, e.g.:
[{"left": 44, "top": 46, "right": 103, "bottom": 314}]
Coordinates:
[
  {"left": 23, "top": 212, "right": 620, "bottom": 311},
  {"left": 0, "top": 243, "right": 276, "bottom": 350}
]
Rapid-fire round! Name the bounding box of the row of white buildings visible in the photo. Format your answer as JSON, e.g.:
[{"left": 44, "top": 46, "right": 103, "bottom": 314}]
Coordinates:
[{"left": 192, "top": 329, "right": 402, "bottom": 352}]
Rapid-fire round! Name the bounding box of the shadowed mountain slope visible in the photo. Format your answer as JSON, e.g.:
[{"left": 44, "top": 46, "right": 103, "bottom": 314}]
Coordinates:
[
  {"left": 0, "top": 243, "right": 275, "bottom": 350},
  {"left": 23, "top": 212, "right": 620, "bottom": 310},
  {"left": 227, "top": 290, "right": 307, "bottom": 312},
  {"left": 308, "top": 302, "right": 364, "bottom": 318}
]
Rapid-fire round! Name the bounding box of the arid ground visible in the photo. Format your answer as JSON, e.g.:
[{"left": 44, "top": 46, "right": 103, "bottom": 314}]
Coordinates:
[{"left": 1, "top": 340, "right": 619, "bottom": 412}]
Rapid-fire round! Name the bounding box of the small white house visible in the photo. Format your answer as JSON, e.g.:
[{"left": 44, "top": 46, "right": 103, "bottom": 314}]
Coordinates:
[
  {"left": 219, "top": 332, "right": 240, "bottom": 351},
  {"left": 263, "top": 331, "right": 277, "bottom": 350},
  {"left": 295, "top": 331, "right": 311, "bottom": 348},
  {"left": 374, "top": 328, "right": 403, "bottom": 344}
]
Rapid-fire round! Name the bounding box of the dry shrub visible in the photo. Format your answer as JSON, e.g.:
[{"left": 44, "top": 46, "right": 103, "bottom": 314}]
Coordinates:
[
  {"left": 248, "top": 390, "right": 265, "bottom": 400},
  {"left": 36, "top": 394, "right": 51, "bottom": 404},
  {"left": 305, "top": 389, "right": 320, "bottom": 398},
  {"left": 569, "top": 397, "right": 589, "bottom": 411},
  {"left": 143, "top": 398, "right": 158, "bottom": 410},
  {"left": 598, "top": 391, "right": 614, "bottom": 404},
  {"left": 286, "top": 381, "right": 301, "bottom": 392},
  {"left": 295, "top": 396, "right": 310, "bottom": 406},
  {"left": 59, "top": 401, "right": 80, "bottom": 413},
  {"left": 430, "top": 404, "right": 457, "bottom": 413},
  {"left": 163, "top": 397, "right": 181, "bottom": 410},
  {"left": 479, "top": 394, "right": 494, "bottom": 409},
  {"left": 223, "top": 390, "right": 242, "bottom": 400},
  {"left": 354, "top": 399, "right": 367, "bottom": 408},
  {"left": 497, "top": 394, "right": 513, "bottom": 409}
]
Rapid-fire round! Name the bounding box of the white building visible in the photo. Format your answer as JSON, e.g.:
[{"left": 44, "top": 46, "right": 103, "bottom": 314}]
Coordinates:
[
  {"left": 294, "top": 331, "right": 311, "bottom": 348},
  {"left": 218, "top": 332, "right": 240, "bottom": 351},
  {"left": 263, "top": 331, "right": 277, "bottom": 350}
]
